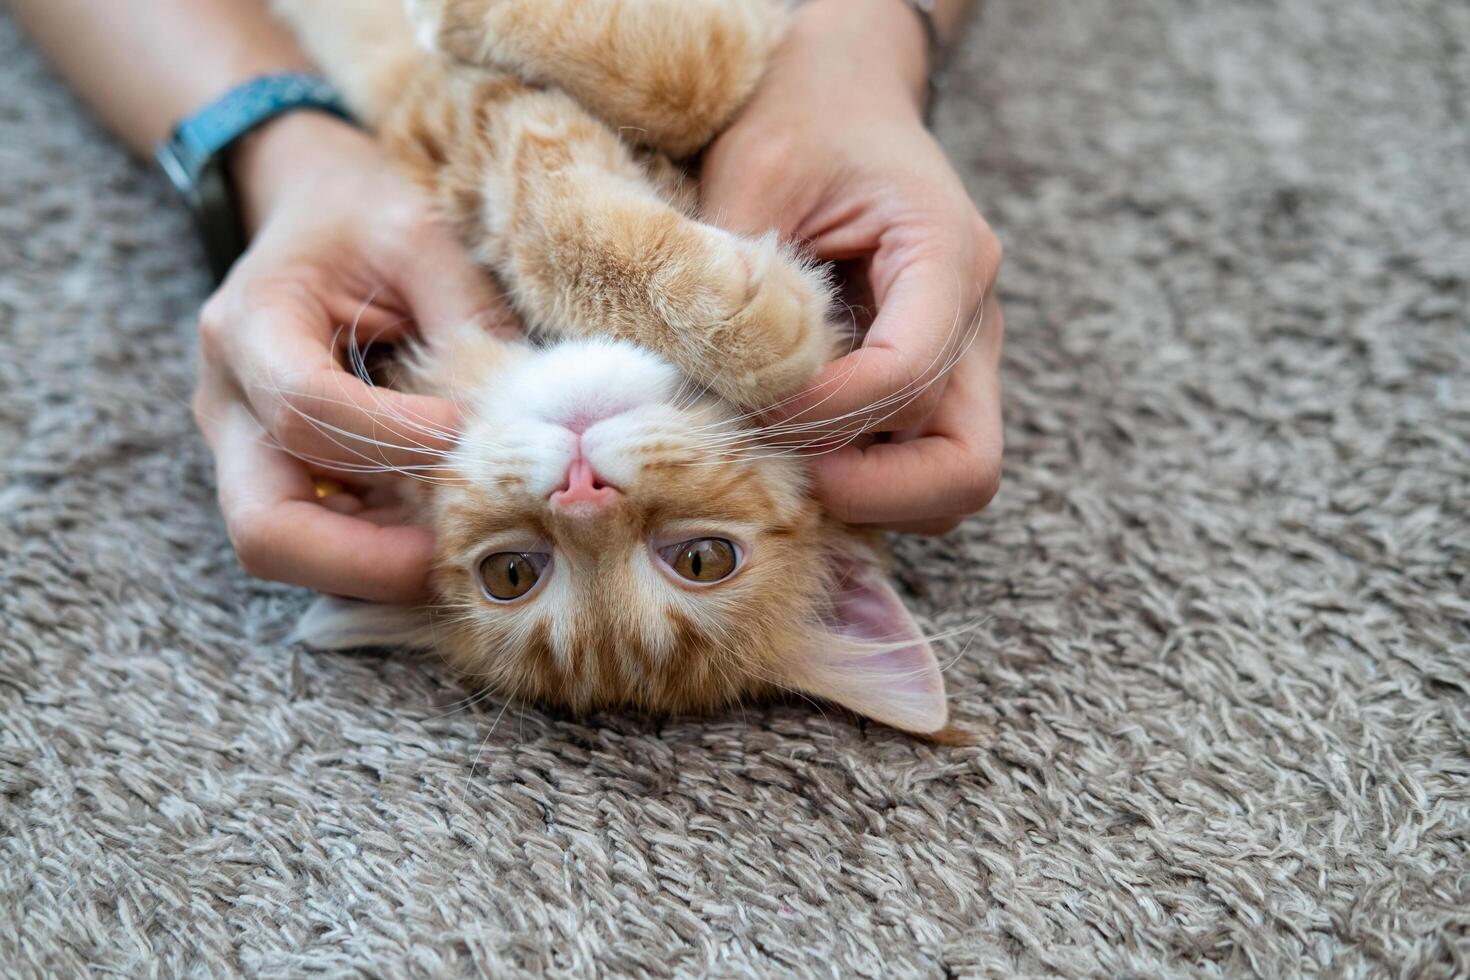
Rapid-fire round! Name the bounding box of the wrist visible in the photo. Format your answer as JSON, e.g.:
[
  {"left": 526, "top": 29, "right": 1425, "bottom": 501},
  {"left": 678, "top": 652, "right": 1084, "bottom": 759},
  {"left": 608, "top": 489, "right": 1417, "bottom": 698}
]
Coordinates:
[
  {"left": 229, "top": 110, "right": 374, "bottom": 234},
  {"left": 792, "top": 0, "right": 931, "bottom": 115}
]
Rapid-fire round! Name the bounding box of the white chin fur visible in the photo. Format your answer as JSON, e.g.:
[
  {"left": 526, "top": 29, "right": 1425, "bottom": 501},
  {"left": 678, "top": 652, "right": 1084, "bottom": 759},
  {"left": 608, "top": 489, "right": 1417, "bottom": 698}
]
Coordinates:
[
  {"left": 459, "top": 338, "right": 695, "bottom": 496},
  {"left": 482, "top": 337, "right": 682, "bottom": 427}
]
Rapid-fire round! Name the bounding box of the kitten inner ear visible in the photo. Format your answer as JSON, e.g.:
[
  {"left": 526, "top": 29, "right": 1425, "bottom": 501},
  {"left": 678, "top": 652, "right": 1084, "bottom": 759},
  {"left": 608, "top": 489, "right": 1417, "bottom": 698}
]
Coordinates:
[
  {"left": 784, "top": 553, "right": 948, "bottom": 735},
  {"left": 291, "top": 596, "right": 435, "bottom": 651}
]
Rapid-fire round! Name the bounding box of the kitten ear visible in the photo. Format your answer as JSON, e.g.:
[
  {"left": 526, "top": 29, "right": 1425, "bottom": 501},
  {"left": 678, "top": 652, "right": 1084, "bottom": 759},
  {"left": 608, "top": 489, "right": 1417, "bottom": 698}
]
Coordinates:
[
  {"left": 786, "top": 550, "right": 948, "bottom": 735},
  {"left": 290, "top": 596, "right": 434, "bottom": 651}
]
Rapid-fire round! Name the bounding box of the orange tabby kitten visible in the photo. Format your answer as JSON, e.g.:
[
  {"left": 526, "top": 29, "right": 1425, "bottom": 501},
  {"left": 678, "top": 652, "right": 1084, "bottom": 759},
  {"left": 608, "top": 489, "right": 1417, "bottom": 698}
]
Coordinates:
[{"left": 276, "top": 0, "right": 954, "bottom": 735}]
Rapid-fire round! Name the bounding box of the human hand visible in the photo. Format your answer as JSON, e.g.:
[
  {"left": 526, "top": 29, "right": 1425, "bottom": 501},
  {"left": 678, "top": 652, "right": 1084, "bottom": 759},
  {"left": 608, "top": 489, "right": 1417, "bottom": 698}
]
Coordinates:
[
  {"left": 700, "top": 0, "right": 1004, "bottom": 533},
  {"left": 192, "top": 112, "right": 512, "bottom": 601}
]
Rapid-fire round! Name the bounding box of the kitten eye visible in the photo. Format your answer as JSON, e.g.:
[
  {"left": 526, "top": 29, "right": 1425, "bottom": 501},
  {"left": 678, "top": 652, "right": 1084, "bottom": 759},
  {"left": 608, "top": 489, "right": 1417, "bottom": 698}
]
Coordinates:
[
  {"left": 660, "top": 538, "right": 739, "bottom": 584},
  {"left": 478, "top": 552, "right": 548, "bottom": 602}
]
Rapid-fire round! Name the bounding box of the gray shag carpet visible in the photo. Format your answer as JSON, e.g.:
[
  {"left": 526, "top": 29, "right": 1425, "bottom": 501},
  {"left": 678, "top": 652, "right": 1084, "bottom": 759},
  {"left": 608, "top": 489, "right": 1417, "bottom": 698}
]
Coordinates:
[{"left": 2, "top": 1, "right": 1468, "bottom": 976}]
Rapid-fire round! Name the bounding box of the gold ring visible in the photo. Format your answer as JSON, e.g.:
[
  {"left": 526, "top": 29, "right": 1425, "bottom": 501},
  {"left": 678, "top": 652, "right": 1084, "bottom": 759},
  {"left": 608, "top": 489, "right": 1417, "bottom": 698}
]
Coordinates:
[{"left": 313, "top": 478, "right": 347, "bottom": 500}]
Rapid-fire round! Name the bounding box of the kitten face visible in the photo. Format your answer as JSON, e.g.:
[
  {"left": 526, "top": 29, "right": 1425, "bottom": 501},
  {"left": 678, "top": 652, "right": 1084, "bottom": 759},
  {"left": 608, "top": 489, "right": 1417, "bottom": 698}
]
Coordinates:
[
  {"left": 425, "top": 338, "right": 831, "bottom": 714},
  {"left": 298, "top": 332, "right": 951, "bottom": 734}
]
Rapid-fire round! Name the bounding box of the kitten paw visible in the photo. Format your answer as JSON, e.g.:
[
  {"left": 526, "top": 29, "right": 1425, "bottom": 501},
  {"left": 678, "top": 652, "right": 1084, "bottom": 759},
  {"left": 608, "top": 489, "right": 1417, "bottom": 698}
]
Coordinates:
[
  {"left": 698, "top": 233, "right": 836, "bottom": 409},
  {"left": 407, "top": 0, "right": 787, "bottom": 156},
  {"left": 405, "top": 0, "right": 485, "bottom": 62}
]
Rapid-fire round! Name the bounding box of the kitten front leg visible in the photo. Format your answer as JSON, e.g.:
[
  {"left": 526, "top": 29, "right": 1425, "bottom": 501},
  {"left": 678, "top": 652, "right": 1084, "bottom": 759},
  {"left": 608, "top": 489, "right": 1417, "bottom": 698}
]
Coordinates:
[
  {"left": 408, "top": 0, "right": 786, "bottom": 157},
  {"left": 480, "top": 92, "right": 835, "bottom": 409}
]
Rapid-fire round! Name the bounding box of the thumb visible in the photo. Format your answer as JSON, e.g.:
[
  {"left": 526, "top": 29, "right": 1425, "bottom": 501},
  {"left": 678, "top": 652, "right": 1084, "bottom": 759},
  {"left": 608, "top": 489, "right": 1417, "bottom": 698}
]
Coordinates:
[
  {"left": 698, "top": 145, "right": 808, "bottom": 239},
  {"left": 702, "top": 186, "right": 798, "bottom": 239}
]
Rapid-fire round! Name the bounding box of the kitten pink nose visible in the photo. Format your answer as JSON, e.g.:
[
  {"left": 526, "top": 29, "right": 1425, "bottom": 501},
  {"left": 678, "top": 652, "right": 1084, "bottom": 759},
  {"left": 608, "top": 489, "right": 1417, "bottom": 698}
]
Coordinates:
[{"left": 550, "top": 457, "right": 620, "bottom": 510}]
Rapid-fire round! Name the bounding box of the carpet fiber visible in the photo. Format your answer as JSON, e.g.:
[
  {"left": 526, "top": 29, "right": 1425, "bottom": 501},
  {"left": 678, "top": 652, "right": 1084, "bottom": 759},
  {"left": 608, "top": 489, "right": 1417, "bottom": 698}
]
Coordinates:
[{"left": 2, "top": 1, "right": 1468, "bottom": 976}]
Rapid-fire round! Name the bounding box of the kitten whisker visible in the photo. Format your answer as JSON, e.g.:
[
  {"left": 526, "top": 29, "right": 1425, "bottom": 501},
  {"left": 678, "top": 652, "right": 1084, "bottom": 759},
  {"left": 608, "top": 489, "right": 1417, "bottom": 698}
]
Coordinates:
[
  {"left": 254, "top": 378, "right": 461, "bottom": 458},
  {"left": 675, "top": 289, "right": 985, "bottom": 464}
]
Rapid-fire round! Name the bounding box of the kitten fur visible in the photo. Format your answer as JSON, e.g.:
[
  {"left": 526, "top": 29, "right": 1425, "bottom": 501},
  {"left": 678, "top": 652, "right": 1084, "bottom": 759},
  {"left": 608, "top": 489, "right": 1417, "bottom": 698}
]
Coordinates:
[{"left": 274, "top": 0, "right": 954, "bottom": 735}]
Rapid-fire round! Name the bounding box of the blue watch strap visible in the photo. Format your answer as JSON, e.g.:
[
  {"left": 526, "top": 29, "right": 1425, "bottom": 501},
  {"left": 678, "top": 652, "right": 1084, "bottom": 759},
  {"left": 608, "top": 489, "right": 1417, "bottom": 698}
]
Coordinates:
[{"left": 155, "top": 73, "right": 355, "bottom": 281}]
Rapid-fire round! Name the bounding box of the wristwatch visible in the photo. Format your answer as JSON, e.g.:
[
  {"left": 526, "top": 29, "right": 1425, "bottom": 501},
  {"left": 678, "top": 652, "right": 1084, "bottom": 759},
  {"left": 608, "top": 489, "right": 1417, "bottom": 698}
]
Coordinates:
[{"left": 155, "top": 73, "right": 354, "bottom": 282}]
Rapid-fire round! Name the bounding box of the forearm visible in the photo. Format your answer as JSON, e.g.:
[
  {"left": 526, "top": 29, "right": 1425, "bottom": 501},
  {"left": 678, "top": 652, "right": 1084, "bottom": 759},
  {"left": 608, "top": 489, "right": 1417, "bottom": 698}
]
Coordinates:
[{"left": 9, "top": 0, "right": 310, "bottom": 156}]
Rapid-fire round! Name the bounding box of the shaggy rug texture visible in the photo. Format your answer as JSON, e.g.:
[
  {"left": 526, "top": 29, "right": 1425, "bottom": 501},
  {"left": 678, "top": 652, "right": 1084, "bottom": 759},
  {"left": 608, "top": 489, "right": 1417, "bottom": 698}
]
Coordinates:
[{"left": 2, "top": 1, "right": 1467, "bottom": 976}]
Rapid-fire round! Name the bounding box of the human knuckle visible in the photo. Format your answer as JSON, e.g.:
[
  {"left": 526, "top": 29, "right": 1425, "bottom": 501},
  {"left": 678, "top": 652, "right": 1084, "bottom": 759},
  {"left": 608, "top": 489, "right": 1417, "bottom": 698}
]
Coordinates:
[
  {"left": 958, "top": 452, "right": 1004, "bottom": 512},
  {"left": 974, "top": 222, "right": 1004, "bottom": 278},
  {"left": 385, "top": 199, "right": 435, "bottom": 240},
  {"left": 914, "top": 385, "right": 947, "bottom": 417},
  {"left": 738, "top": 133, "right": 800, "bottom": 189},
  {"left": 227, "top": 510, "right": 274, "bottom": 578},
  {"left": 196, "top": 296, "right": 231, "bottom": 353},
  {"left": 889, "top": 387, "right": 942, "bottom": 431},
  {"left": 269, "top": 390, "right": 318, "bottom": 450},
  {"left": 885, "top": 403, "right": 930, "bottom": 435},
  {"left": 941, "top": 439, "right": 1003, "bottom": 514},
  {"left": 887, "top": 355, "right": 932, "bottom": 401},
  {"left": 399, "top": 209, "right": 434, "bottom": 242}
]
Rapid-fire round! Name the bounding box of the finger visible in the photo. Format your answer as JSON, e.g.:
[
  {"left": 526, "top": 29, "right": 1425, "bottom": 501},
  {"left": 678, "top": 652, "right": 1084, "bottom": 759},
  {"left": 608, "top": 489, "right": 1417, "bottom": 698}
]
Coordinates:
[
  {"left": 809, "top": 336, "right": 1004, "bottom": 525},
  {"left": 886, "top": 516, "right": 966, "bottom": 536},
  {"left": 319, "top": 490, "right": 366, "bottom": 515},
  {"left": 226, "top": 311, "right": 462, "bottom": 474},
  {"left": 697, "top": 151, "right": 809, "bottom": 240},
  {"left": 704, "top": 190, "right": 805, "bottom": 241},
  {"left": 770, "top": 254, "right": 986, "bottom": 436},
  {"left": 390, "top": 227, "right": 519, "bottom": 339},
  {"left": 812, "top": 435, "right": 998, "bottom": 525},
  {"left": 212, "top": 403, "right": 437, "bottom": 602}
]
